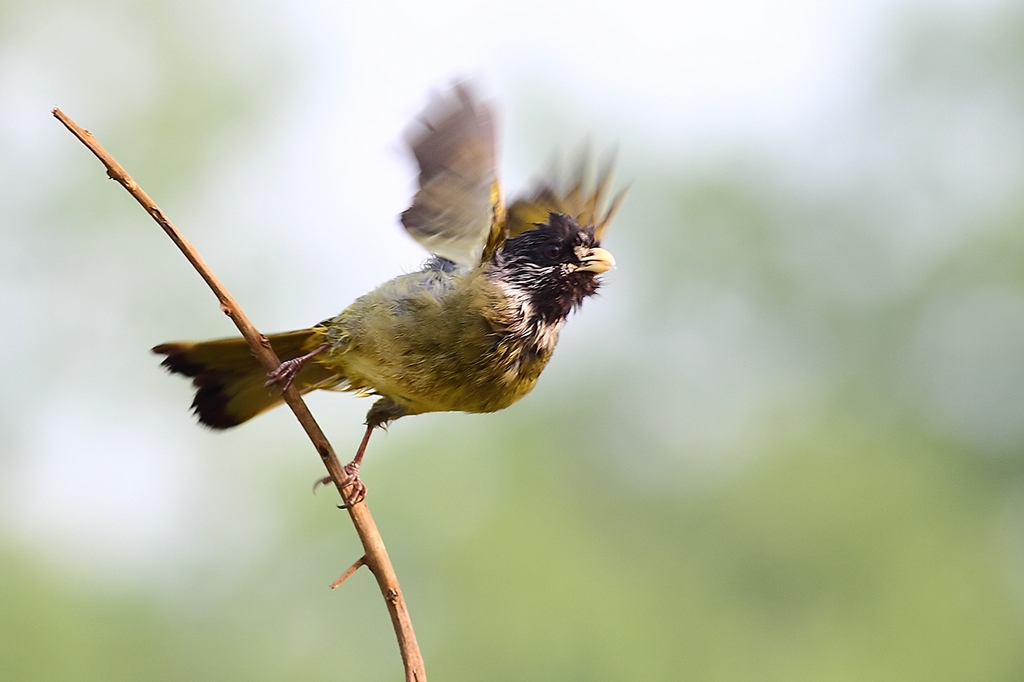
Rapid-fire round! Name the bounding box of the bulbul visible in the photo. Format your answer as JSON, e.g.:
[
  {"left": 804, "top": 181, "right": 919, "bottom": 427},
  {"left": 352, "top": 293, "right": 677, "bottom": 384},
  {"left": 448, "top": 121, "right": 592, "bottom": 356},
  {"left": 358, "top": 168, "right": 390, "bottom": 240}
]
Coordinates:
[{"left": 154, "top": 84, "right": 624, "bottom": 504}]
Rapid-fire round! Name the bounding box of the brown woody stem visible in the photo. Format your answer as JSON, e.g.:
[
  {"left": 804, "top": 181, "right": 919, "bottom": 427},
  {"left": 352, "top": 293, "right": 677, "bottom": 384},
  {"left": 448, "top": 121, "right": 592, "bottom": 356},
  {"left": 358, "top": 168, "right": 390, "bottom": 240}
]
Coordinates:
[{"left": 53, "top": 108, "right": 426, "bottom": 682}]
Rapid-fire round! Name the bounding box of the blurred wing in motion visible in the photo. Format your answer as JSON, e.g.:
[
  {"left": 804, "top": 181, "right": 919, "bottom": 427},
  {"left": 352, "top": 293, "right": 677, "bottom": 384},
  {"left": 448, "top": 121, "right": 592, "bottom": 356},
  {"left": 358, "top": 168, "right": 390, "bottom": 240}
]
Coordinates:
[
  {"left": 401, "top": 84, "right": 506, "bottom": 266},
  {"left": 506, "top": 148, "right": 627, "bottom": 241}
]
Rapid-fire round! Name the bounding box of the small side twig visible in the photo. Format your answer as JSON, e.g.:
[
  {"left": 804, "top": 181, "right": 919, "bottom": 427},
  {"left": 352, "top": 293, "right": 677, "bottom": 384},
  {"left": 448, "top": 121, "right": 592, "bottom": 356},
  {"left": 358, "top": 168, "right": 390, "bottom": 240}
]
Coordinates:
[
  {"left": 331, "top": 555, "right": 368, "bottom": 589},
  {"left": 53, "top": 108, "right": 426, "bottom": 682}
]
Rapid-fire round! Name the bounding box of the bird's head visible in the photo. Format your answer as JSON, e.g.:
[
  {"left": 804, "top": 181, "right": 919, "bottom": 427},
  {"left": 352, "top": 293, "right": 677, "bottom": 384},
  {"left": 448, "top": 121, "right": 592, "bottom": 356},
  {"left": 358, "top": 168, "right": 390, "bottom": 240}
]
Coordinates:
[{"left": 492, "top": 213, "right": 615, "bottom": 324}]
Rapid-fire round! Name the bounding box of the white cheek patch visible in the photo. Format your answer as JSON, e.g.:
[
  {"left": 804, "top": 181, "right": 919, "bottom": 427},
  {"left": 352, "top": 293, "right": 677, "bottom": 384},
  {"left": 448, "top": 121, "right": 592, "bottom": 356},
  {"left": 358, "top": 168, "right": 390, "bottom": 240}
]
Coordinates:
[
  {"left": 531, "top": 320, "right": 563, "bottom": 355},
  {"left": 497, "top": 280, "right": 564, "bottom": 355},
  {"left": 498, "top": 280, "right": 534, "bottom": 320}
]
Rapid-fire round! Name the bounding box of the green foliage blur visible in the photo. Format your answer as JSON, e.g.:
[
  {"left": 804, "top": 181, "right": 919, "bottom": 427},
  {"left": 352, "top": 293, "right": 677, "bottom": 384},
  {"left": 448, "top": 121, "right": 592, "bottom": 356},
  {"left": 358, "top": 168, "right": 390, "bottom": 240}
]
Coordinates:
[{"left": 4, "top": 2, "right": 1024, "bottom": 680}]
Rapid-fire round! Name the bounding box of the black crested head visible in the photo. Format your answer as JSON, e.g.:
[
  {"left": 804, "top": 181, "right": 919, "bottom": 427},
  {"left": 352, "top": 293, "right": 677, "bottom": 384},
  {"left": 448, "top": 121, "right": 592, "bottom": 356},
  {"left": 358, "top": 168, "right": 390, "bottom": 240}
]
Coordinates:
[{"left": 491, "top": 213, "right": 614, "bottom": 324}]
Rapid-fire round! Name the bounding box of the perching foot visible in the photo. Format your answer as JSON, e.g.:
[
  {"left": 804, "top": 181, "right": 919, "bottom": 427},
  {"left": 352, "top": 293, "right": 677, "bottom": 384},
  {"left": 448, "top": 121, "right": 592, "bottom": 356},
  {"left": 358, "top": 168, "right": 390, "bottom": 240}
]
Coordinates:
[
  {"left": 265, "top": 344, "right": 327, "bottom": 392},
  {"left": 337, "top": 462, "right": 367, "bottom": 509}
]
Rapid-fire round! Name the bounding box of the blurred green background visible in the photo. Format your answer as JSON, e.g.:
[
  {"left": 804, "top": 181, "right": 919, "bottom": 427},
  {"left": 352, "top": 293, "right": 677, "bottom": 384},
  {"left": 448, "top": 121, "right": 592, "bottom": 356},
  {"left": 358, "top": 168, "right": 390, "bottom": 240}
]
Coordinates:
[{"left": 4, "top": 0, "right": 1024, "bottom": 679}]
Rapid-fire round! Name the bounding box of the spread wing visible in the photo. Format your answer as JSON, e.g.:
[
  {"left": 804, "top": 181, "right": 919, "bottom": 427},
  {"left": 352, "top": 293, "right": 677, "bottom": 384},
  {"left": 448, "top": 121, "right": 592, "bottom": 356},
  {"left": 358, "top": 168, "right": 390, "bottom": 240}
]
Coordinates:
[
  {"left": 401, "top": 84, "right": 505, "bottom": 266},
  {"left": 506, "top": 149, "right": 627, "bottom": 242}
]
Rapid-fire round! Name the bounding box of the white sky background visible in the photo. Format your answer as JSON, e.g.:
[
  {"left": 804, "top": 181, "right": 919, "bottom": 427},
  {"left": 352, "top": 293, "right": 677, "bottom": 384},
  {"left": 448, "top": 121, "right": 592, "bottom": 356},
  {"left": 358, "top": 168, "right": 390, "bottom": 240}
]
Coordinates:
[
  {"left": 269, "top": 0, "right": 898, "bottom": 308},
  {"left": 0, "top": 0, "right": 993, "bottom": 580},
  {"left": 249, "top": 0, "right": 997, "bottom": 321}
]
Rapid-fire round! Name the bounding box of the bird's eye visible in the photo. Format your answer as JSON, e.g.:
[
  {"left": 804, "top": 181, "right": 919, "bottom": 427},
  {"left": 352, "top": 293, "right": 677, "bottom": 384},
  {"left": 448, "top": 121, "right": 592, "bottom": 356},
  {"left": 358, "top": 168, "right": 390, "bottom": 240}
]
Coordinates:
[{"left": 544, "top": 243, "right": 561, "bottom": 261}]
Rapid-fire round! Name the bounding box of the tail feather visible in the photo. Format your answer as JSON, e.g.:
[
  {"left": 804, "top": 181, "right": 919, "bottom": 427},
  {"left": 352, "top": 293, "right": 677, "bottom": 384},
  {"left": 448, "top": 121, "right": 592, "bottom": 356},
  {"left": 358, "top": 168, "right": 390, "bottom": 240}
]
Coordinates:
[{"left": 153, "top": 328, "right": 335, "bottom": 429}]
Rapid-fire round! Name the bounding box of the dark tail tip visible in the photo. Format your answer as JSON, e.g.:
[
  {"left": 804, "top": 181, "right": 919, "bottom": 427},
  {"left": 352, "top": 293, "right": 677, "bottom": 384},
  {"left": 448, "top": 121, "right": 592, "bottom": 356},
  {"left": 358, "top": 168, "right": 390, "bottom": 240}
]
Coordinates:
[
  {"left": 190, "top": 386, "right": 244, "bottom": 430},
  {"left": 153, "top": 343, "right": 203, "bottom": 377},
  {"left": 152, "top": 343, "right": 245, "bottom": 430}
]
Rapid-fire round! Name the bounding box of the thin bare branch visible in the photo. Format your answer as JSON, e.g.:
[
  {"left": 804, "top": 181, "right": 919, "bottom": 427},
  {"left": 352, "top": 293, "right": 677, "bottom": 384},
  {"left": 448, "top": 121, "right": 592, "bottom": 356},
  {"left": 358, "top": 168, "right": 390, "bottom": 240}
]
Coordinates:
[
  {"left": 53, "top": 108, "right": 426, "bottom": 682},
  {"left": 331, "top": 555, "right": 368, "bottom": 589}
]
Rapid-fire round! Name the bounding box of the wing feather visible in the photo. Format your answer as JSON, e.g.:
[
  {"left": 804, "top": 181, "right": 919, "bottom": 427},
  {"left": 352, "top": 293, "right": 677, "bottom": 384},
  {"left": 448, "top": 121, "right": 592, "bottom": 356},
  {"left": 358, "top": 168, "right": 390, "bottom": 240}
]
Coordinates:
[
  {"left": 506, "top": 147, "right": 626, "bottom": 241},
  {"left": 400, "top": 84, "right": 504, "bottom": 266}
]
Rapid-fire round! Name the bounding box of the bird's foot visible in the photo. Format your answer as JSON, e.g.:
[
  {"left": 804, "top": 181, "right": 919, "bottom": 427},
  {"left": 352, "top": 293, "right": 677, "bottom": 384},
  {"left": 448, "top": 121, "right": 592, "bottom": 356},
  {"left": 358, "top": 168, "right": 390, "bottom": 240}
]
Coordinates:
[
  {"left": 337, "top": 462, "right": 367, "bottom": 509},
  {"left": 265, "top": 344, "right": 327, "bottom": 392},
  {"left": 313, "top": 463, "right": 367, "bottom": 508}
]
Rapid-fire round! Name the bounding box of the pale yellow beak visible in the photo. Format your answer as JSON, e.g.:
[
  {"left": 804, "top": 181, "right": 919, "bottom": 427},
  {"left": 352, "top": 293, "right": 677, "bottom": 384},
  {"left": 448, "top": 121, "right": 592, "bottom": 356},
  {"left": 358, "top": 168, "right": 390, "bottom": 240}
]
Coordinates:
[{"left": 578, "top": 247, "right": 616, "bottom": 274}]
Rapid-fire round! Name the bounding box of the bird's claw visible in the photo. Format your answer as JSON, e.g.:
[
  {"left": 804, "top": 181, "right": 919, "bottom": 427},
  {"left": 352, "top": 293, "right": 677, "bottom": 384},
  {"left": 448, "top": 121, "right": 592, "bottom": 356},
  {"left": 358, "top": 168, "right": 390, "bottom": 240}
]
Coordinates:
[
  {"left": 313, "top": 465, "right": 367, "bottom": 508},
  {"left": 265, "top": 357, "right": 304, "bottom": 392},
  {"left": 336, "top": 463, "right": 367, "bottom": 509},
  {"left": 265, "top": 344, "right": 328, "bottom": 392}
]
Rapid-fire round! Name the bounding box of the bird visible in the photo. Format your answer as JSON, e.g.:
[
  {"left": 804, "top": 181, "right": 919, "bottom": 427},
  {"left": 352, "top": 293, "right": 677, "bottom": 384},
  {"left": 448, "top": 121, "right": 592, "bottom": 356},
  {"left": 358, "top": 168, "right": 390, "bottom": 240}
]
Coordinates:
[{"left": 153, "top": 84, "right": 625, "bottom": 506}]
